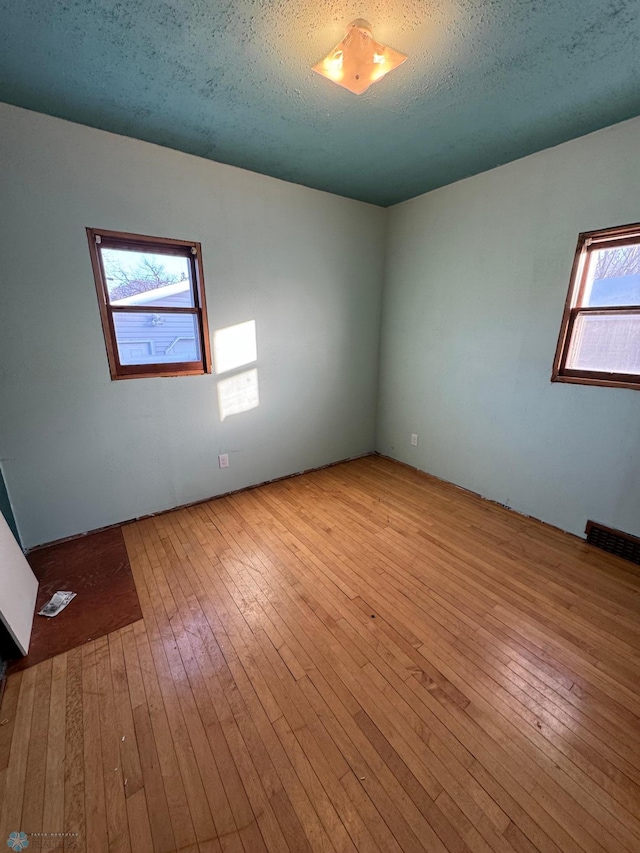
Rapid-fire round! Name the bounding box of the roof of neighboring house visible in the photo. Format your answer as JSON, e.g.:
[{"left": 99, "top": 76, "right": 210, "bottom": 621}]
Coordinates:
[{"left": 110, "top": 280, "right": 191, "bottom": 306}]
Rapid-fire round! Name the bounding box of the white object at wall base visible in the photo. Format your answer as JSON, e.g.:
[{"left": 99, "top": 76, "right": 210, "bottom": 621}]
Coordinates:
[{"left": 0, "top": 512, "right": 38, "bottom": 655}]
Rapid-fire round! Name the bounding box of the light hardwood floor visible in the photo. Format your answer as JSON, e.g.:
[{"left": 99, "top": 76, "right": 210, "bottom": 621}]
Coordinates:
[{"left": 1, "top": 455, "right": 640, "bottom": 853}]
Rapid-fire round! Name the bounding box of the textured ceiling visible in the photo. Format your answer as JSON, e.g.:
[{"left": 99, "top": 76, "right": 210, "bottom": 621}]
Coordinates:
[{"left": 0, "top": 0, "right": 639, "bottom": 206}]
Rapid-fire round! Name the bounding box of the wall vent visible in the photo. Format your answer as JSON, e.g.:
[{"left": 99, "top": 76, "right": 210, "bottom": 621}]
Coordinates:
[{"left": 585, "top": 520, "right": 640, "bottom": 566}]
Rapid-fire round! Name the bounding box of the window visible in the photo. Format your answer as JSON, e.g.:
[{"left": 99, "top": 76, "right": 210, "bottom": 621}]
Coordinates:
[
  {"left": 552, "top": 223, "right": 640, "bottom": 390},
  {"left": 87, "top": 228, "right": 211, "bottom": 380}
]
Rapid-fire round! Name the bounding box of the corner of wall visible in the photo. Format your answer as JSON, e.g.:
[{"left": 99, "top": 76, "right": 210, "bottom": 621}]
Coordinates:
[{"left": 373, "top": 204, "right": 394, "bottom": 451}]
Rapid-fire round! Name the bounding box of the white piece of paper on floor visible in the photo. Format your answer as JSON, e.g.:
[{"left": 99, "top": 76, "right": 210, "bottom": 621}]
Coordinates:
[{"left": 38, "top": 591, "right": 77, "bottom": 617}]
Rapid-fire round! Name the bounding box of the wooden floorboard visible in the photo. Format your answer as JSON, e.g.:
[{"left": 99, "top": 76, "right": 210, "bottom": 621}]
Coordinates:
[{"left": 1, "top": 455, "right": 639, "bottom": 852}]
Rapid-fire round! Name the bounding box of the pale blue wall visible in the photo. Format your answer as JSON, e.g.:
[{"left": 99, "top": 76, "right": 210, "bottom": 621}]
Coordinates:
[
  {"left": 0, "top": 104, "right": 386, "bottom": 548},
  {"left": 377, "top": 116, "right": 640, "bottom": 538}
]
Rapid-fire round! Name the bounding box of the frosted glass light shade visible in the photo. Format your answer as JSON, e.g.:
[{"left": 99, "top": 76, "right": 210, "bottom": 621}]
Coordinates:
[{"left": 313, "top": 20, "right": 407, "bottom": 95}]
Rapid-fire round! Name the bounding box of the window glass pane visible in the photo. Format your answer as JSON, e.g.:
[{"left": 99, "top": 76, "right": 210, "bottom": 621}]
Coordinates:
[
  {"left": 585, "top": 246, "right": 640, "bottom": 307},
  {"left": 567, "top": 313, "right": 640, "bottom": 374},
  {"left": 102, "top": 248, "right": 194, "bottom": 307},
  {"left": 113, "top": 312, "right": 201, "bottom": 365}
]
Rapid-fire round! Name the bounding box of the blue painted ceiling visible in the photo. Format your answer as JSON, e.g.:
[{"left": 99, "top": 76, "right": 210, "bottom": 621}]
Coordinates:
[{"left": 0, "top": 0, "right": 639, "bottom": 206}]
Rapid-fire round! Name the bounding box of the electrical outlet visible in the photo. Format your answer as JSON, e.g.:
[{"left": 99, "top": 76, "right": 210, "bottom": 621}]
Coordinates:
[
  {"left": 218, "top": 453, "right": 229, "bottom": 469},
  {"left": 411, "top": 434, "right": 418, "bottom": 446}
]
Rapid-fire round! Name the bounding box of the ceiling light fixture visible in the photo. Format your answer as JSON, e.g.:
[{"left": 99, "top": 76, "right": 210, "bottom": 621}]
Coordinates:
[{"left": 313, "top": 19, "right": 407, "bottom": 95}]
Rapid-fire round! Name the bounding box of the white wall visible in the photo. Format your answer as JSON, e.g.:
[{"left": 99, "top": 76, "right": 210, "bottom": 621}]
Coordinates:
[
  {"left": 0, "top": 465, "right": 19, "bottom": 544},
  {"left": 377, "top": 117, "right": 640, "bottom": 538},
  {"left": 0, "top": 104, "right": 386, "bottom": 548},
  {"left": 0, "top": 511, "right": 38, "bottom": 655}
]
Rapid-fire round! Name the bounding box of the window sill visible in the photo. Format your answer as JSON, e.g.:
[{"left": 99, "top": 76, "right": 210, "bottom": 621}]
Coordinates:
[
  {"left": 110, "top": 367, "right": 210, "bottom": 381},
  {"left": 551, "top": 372, "right": 640, "bottom": 391}
]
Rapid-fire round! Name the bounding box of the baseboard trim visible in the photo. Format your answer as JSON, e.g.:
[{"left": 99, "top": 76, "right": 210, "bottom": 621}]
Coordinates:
[{"left": 26, "top": 451, "right": 376, "bottom": 553}]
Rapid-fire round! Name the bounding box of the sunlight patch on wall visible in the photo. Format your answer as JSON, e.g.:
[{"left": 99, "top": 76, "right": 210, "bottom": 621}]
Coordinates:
[
  {"left": 217, "top": 368, "right": 260, "bottom": 421},
  {"left": 214, "top": 320, "right": 257, "bottom": 374},
  {"left": 214, "top": 319, "right": 260, "bottom": 421}
]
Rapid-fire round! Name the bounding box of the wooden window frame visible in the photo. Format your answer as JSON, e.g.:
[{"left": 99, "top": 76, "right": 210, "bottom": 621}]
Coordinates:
[
  {"left": 87, "top": 228, "right": 212, "bottom": 380},
  {"left": 552, "top": 222, "right": 640, "bottom": 391}
]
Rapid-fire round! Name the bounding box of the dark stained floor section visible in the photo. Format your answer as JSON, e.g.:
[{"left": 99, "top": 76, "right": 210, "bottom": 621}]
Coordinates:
[{"left": 9, "top": 526, "right": 141, "bottom": 673}]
